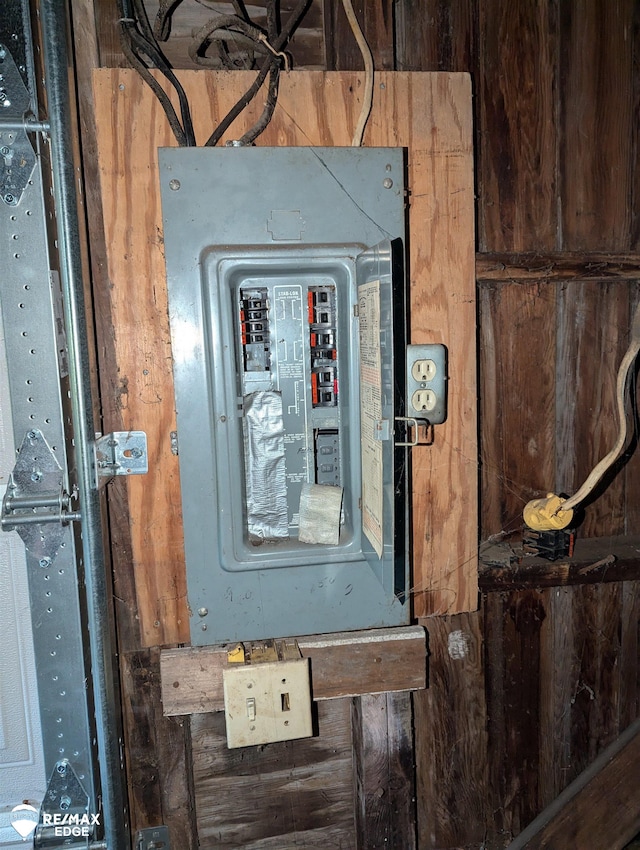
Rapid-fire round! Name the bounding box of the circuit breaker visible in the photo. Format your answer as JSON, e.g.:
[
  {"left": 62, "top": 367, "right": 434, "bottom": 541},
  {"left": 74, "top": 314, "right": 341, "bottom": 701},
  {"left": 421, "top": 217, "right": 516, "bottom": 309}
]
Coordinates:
[{"left": 159, "top": 147, "right": 409, "bottom": 643}]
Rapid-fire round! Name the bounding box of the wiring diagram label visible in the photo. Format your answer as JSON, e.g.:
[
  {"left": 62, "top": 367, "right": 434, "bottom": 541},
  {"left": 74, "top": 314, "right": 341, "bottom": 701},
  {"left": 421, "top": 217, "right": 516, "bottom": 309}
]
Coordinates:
[{"left": 358, "top": 279, "right": 384, "bottom": 558}]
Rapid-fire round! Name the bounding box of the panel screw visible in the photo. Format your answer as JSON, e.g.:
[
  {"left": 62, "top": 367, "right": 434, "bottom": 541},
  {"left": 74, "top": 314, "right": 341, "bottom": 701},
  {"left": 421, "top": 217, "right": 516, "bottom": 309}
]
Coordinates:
[
  {"left": 201, "top": 624, "right": 208, "bottom": 631},
  {"left": 27, "top": 429, "right": 38, "bottom": 439},
  {"left": 198, "top": 607, "right": 208, "bottom": 617},
  {"left": 39, "top": 557, "right": 51, "bottom": 568},
  {"left": 0, "top": 145, "right": 9, "bottom": 155},
  {"left": 56, "top": 761, "right": 67, "bottom": 775},
  {"left": 4, "top": 193, "right": 15, "bottom": 204},
  {"left": 59, "top": 795, "right": 71, "bottom": 811},
  {"left": 31, "top": 470, "right": 42, "bottom": 482},
  {"left": 128, "top": 446, "right": 143, "bottom": 458},
  {"left": 169, "top": 179, "right": 181, "bottom": 191},
  {"left": 383, "top": 178, "right": 393, "bottom": 189},
  {"left": 0, "top": 48, "right": 6, "bottom": 60}
]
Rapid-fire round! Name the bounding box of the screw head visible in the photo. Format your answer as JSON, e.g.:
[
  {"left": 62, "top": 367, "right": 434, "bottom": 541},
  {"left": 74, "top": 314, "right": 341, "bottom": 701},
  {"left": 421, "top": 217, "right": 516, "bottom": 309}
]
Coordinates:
[
  {"left": 4, "top": 193, "right": 15, "bottom": 205},
  {"left": 0, "top": 145, "right": 9, "bottom": 155},
  {"left": 56, "top": 761, "right": 67, "bottom": 775},
  {"left": 39, "top": 557, "right": 51, "bottom": 568},
  {"left": 383, "top": 177, "right": 393, "bottom": 189},
  {"left": 59, "top": 795, "right": 71, "bottom": 811},
  {"left": 27, "top": 429, "right": 38, "bottom": 440},
  {"left": 198, "top": 607, "right": 208, "bottom": 617},
  {"left": 31, "top": 470, "right": 42, "bottom": 482},
  {"left": 169, "top": 178, "right": 181, "bottom": 191}
]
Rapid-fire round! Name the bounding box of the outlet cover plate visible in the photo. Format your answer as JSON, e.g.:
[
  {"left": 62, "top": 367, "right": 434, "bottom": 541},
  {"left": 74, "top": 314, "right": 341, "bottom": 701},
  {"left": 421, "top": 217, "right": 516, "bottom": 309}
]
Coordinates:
[
  {"left": 223, "top": 659, "right": 313, "bottom": 748},
  {"left": 406, "top": 343, "right": 448, "bottom": 424}
]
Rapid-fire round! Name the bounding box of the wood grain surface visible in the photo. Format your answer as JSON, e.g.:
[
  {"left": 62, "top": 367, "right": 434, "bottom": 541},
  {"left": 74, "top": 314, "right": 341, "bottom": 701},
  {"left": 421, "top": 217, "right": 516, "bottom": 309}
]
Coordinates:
[
  {"left": 191, "top": 698, "right": 355, "bottom": 849},
  {"left": 160, "top": 626, "right": 427, "bottom": 715},
  {"left": 92, "top": 68, "right": 477, "bottom": 644}
]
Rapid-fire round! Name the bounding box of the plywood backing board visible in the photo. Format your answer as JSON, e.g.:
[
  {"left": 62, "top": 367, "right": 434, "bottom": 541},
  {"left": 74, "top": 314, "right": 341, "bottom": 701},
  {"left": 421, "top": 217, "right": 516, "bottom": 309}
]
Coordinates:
[{"left": 92, "top": 68, "right": 477, "bottom": 645}]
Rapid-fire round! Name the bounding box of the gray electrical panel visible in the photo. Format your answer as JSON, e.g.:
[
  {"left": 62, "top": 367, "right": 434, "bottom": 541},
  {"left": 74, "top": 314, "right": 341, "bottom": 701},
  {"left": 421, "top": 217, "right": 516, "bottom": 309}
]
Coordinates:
[{"left": 159, "top": 147, "right": 409, "bottom": 643}]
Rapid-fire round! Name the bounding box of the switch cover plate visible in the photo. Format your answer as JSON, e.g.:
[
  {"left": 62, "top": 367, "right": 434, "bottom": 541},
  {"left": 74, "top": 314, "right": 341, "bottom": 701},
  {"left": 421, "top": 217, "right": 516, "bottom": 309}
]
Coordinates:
[{"left": 223, "top": 659, "right": 313, "bottom": 748}]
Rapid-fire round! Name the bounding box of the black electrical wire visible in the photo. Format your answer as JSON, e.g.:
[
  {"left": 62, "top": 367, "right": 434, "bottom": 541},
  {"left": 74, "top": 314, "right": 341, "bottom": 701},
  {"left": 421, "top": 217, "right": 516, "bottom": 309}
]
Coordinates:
[
  {"left": 205, "top": 0, "right": 311, "bottom": 147},
  {"left": 118, "top": 0, "right": 196, "bottom": 146},
  {"left": 153, "top": 0, "right": 185, "bottom": 42},
  {"left": 189, "top": 15, "right": 266, "bottom": 70}
]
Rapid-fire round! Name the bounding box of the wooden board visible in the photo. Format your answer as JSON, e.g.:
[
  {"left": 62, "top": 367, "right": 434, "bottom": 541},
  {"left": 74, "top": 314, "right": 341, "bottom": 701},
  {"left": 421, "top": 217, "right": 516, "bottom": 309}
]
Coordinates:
[
  {"left": 479, "top": 535, "right": 640, "bottom": 590},
  {"left": 160, "top": 626, "right": 427, "bottom": 715},
  {"left": 507, "top": 717, "right": 640, "bottom": 850},
  {"left": 191, "top": 698, "right": 355, "bottom": 849},
  {"left": 121, "top": 648, "right": 197, "bottom": 848},
  {"left": 414, "top": 611, "right": 488, "bottom": 849},
  {"left": 560, "top": 0, "right": 635, "bottom": 252},
  {"left": 352, "top": 692, "right": 416, "bottom": 850},
  {"left": 478, "top": 281, "right": 556, "bottom": 540},
  {"left": 92, "top": 68, "right": 477, "bottom": 644},
  {"left": 477, "top": 0, "right": 559, "bottom": 252}
]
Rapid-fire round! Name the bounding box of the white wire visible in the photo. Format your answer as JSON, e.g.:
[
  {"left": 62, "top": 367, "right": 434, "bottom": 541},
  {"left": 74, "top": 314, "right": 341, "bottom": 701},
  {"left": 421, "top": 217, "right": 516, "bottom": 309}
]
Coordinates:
[
  {"left": 340, "top": 0, "right": 374, "bottom": 146},
  {"left": 560, "top": 300, "right": 640, "bottom": 513}
]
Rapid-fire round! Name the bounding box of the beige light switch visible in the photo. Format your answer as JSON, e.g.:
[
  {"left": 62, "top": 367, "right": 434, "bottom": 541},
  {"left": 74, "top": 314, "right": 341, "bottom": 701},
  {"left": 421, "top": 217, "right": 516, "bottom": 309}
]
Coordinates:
[{"left": 223, "top": 658, "right": 313, "bottom": 748}]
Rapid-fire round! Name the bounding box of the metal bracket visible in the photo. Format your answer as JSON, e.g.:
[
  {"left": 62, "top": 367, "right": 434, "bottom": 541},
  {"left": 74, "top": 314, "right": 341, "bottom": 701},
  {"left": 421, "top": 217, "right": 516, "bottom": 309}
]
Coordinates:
[
  {"left": 94, "top": 431, "right": 148, "bottom": 482},
  {"left": 136, "top": 825, "right": 171, "bottom": 849},
  {"left": 0, "top": 43, "right": 38, "bottom": 206},
  {"left": 394, "top": 416, "right": 434, "bottom": 447},
  {"left": 34, "top": 760, "right": 97, "bottom": 849},
  {"left": 1, "top": 429, "right": 80, "bottom": 562}
]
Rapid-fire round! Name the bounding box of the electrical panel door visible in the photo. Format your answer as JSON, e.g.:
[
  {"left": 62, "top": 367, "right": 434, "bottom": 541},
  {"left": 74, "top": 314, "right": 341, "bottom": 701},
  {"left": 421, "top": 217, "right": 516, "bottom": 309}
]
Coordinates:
[{"left": 159, "top": 147, "right": 409, "bottom": 643}]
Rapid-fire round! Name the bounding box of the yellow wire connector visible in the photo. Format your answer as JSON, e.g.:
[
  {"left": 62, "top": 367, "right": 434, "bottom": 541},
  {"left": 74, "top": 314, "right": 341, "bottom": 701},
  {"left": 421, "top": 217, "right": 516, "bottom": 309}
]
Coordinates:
[{"left": 523, "top": 492, "right": 574, "bottom": 532}]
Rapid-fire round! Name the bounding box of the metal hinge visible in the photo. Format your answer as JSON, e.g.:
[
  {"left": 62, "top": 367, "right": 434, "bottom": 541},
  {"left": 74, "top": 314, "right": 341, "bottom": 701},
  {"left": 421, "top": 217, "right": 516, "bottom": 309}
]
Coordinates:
[
  {"left": 136, "top": 825, "right": 171, "bottom": 849},
  {"left": 1, "top": 430, "right": 80, "bottom": 563},
  {"left": 0, "top": 43, "right": 44, "bottom": 207},
  {"left": 33, "top": 760, "right": 102, "bottom": 849},
  {"left": 94, "top": 431, "right": 148, "bottom": 483}
]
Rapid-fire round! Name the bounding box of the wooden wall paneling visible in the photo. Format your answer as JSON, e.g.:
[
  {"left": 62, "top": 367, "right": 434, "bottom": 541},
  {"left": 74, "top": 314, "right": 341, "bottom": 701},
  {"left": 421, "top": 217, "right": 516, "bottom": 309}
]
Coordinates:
[
  {"left": 620, "top": 581, "right": 640, "bottom": 731},
  {"left": 537, "top": 587, "right": 577, "bottom": 810},
  {"left": 414, "top": 612, "right": 488, "bottom": 849},
  {"left": 569, "top": 583, "right": 623, "bottom": 775},
  {"left": 555, "top": 281, "right": 630, "bottom": 537},
  {"left": 191, "top": 699, "right": 355, "bottom": 848},
  {"left": 93, "top": 0, "right": 127, "bottom": 67},
  {"left": 476, "top": 0, "right": 558, "bottom": 252},
  {"left": 506, "top": 717, "right": 640, "bottom": 850},
  {"left": 121, "top": 648, "right": 198, "bottom": 849},
  {"left": 394, "top": 0, "right": 476, "bottom": 73},
  {"left": 478, "top": 282, "right": 556, "bottom": 540},
  {"left": 352, "top": 693, "right": 416, "bottom": 850},
  {"left": 559, "top": 0, "right": 635, "bottom": 252},
  {"left": 92, "top": 68, "right": 477, "bottom": 635},
  {"left": 323, "top": 0, "right": 395, "bottom": 71}
]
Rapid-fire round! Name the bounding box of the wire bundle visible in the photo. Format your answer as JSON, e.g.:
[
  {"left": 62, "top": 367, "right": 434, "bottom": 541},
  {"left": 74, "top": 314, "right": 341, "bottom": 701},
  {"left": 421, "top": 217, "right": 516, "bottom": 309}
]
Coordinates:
[{"left": 119, "top": 0, "right": 311, "bottom": 147}]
